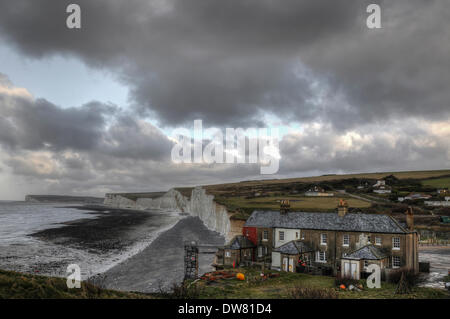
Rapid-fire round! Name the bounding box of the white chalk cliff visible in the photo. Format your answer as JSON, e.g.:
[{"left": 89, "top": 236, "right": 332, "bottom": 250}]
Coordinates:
[{"left": 104, "top": 187, "right": 233, "bottom": 240}]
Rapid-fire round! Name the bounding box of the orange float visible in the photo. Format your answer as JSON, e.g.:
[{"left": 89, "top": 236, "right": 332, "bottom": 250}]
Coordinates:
[{"left": 236, "top": 273, "right": 245, "bottom": 281}]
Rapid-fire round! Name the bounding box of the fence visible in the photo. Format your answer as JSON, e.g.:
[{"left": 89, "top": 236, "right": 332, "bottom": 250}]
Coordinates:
[{"left": 419, "top": 239, "right": 450, "bottom": 246}]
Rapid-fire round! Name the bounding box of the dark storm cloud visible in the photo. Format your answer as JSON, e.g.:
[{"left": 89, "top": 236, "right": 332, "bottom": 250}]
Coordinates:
[
  {"left": 0, "top": 1, "right": 449, "bottom": 200},
  {"left": 0, "top": 0, "right": 370, "bottom": 126}
]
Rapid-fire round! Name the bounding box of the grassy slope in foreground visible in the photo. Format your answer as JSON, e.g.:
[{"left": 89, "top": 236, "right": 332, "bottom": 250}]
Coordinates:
[
  {"left": 196, "top": 268, "right": 450, "bottom": 299},
  {"left": 0, "top": 269, "right": 152, "bottom": 299}
]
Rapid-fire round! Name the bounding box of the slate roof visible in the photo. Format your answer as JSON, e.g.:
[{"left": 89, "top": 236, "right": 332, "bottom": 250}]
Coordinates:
[
  {"left": 224, "top": 235, "right": 256, "bottom": 250},
  {"left": 274, "top": 240, "right": 314, "bottom": 255},
  {"left": 341, "top": 245, "right": 388, "bottom": 260},
  {"left": 244, "top": 211, "right": 407, "bottom": 234}
]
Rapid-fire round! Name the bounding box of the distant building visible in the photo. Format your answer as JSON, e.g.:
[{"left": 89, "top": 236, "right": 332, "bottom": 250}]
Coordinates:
[
  {"left": 373, "top": 181, "right": 392, "bottom": 194},
  {"left": 425, "top": 197, "right": 450, "bottom": 207},
  {"left": 398, "top": 193, "right": 432, "bottom": 201},
  {"left": 437, "top": 188, "right": 449, "bottom": 196},
  {"left": 373, "top": 180, "right": 386, "bottom": 187},
  {"left": 304, "top": 186, "right": 334, "bottom": 197}
]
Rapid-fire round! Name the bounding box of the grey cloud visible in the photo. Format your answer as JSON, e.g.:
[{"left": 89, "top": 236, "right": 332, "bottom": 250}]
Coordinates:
[
  {"left": 0, "top": 93, "right": 114, "bottom": 151},
  {"left": 278, "top": 124, "right": 450, "bottom": 175},
  {"left": 0, "top": 75, "right": 175, "bottom": 164},
  {"left": 0, "top": 0, "right": 368, "bottom": 127}
]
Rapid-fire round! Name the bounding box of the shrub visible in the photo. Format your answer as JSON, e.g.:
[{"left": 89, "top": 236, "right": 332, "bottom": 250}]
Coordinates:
[
  {"left": 289, "top": 286, "right": 338, "bottom": 299},
  {"left": 158, "top": 281, "right": 203, "bottom": 299},
  {"left": 387, "top": 268, "right": 422, "bottom": 287}
]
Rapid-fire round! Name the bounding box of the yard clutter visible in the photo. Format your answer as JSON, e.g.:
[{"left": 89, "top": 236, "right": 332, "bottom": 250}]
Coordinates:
[
  {"left": 199, "top": 269, "right": 281, "bottom": 283},
  {"left": 200, "top": 270, "right": 238, "bottom": 282}
]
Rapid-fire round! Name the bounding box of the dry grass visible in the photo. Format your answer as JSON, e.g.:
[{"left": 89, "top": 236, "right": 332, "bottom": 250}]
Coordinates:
[{"left": 205, "top": 169, "right": 450, "bottom": 193}]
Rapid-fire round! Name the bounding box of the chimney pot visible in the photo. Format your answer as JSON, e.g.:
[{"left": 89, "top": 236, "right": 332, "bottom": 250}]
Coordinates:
[
  {"left": 406, "top": 206, "right": 414, "bottom": 231},
  {"left": 338, "top": 199, "right": 348, "bottom": 217}
]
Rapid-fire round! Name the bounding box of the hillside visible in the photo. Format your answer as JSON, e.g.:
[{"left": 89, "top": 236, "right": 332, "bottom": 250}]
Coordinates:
[
  {"left": 0, "top": 269, "right": 151, "bottom": 299},
  {"left": 199, "top": 169, "right": 450, "bottom": 220}
]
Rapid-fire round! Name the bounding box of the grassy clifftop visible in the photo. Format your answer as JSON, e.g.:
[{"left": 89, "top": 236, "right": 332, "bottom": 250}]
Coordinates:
[{"left": 0, "top": 269, "right": 151, "bottom": 299}]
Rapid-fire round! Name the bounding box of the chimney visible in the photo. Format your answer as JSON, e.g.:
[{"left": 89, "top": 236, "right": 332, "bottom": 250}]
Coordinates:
[
  {"left": 337, "top": 199, "right": 348, "bottom": 217},
  {"left": 280, "top": 199, "right": 290, "bottom": 214},
  {"left": 406, "top": 206, "right": 414, "bottom": 231}
]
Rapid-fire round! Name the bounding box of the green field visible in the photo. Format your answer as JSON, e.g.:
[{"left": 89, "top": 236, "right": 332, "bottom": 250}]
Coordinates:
[
  {"left": 422, "top": 177, "right": 450, "bottom": 189},
  {"left": 216, "top": 195, "right": 370, "bottom": 215}
]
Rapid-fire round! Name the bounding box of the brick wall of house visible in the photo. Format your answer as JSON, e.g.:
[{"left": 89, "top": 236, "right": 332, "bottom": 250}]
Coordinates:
[
  {"left": 243, "top": 226, "right": 257, "bottom": 245},
  {"left": 277, "top": 229, "right": 419, "bottom": 274}
]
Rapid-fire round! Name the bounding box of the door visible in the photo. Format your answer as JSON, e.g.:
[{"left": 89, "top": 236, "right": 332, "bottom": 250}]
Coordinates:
[
  {"left": 351, "top": 262, "right": 357, "bottom": 279},
  {"left": 344, "top": 262, "right": 350, "bottom": 277},
  {"left": 288, "top": 257, "right": 294, "bottom": 272},
  {"left": 282, "top": 257, "right": 288, "bottom": 271},
  {"left": 272, "top": 252, "right": 281, "bottom": 268}
]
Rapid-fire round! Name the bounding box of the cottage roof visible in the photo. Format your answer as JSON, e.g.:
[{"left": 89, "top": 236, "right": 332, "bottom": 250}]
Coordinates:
[
  {"left": 274, "top": 240, "right": 313, "bottom": 255},
  {"left": 341, "top": 245, "right": 388, "bottom": 260},
  {"left": 244, "top": 210, "right": 407, "bottom": 234},
  {"left": 224, "top": 235, "right": 255, "bottom": 250}
]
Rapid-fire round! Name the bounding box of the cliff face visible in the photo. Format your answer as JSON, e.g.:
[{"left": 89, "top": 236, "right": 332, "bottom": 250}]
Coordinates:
[{"left": 103, "top": 187, "right": 234, "bottom": 240}]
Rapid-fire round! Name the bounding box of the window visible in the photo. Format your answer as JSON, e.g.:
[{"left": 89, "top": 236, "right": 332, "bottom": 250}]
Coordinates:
[
  {"left": 225, "top": 251, "right": 231, "bottom": 258},
  {"left": 316, "top": 251, "right": 327, "bottom": 263},
  {"left": 392, "top": 256, "right": 401, "bottom": 268},
  {"left": 375, "top": 237, "right": 382, "bottom": 246},
  {"left": 295, "top": 232, "right": 299, "bottom": 239},
  {"left": 279, "top": 231, "right": 285, "bottom": 241},
  {"left": 262, "top": 230, "right": 268, "bottom": 241},
  {"left": 343, "top": 234, "right": 350, "bottom": 247},
  {"left": 301, "top": 231, "right": 305, "bottom": 240},
  {"left": 392, "top": 237, "right": 400, "bottom": 250},
  {"left": 258, "top": 246, "right": 263, "bottom": 257},
  {"left": 367, "top": 236, "right": 371, "bottom": 244},
  {"left": 364, "top": 260, "right": 369, "bottom": 269},
  {"left": 320, "top": 233, "right": 327, "bottom": 245}
]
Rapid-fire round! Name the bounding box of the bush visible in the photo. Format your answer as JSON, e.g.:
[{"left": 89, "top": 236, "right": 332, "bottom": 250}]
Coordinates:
[
  {"left": 387, "top": 268, "right": 422, "bottom": 287},
  {"left": 158, "top": 281, "right": 203, "bottom": 299},
  {"left": 289, "top": 286, "right": 338, "bottom": 299}
]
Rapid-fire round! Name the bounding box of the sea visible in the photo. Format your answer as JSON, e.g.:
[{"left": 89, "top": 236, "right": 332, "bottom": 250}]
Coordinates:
[{"left": 0, "top": 201, "right": 183, "bottom": 280}]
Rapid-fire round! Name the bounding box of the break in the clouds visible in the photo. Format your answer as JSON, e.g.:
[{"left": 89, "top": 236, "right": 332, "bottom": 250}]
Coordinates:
[{"left": 0, "top": 0, "right": 449, "bottom": 199}]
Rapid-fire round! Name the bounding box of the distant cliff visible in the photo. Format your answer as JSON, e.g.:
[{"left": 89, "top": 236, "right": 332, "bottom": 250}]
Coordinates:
[
  {"left": 25, "top": 195, "right": 104, "bottom": 204},
  {"left": 104, "top": 187, "right": 244, "bottom": 241}
]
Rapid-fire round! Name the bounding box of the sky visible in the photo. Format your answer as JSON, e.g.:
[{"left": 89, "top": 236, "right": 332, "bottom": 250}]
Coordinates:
[{"left": 0, "top": 0, "right": 449, "bottom": 200}]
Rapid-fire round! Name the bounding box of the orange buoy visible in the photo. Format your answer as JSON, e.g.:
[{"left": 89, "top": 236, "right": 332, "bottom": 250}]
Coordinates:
[
  {"left": 236, "top": 273, "right": 245, "bottom": 281},
  {"left": 340, "top": 284, "right": 346, "bottom": 290}
]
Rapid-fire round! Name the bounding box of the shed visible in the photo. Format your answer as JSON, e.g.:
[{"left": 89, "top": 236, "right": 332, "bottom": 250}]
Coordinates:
[
  {"left": 272, "top": 240, "right": 313, "bottom": 272},
  {"left": 340, "top": 245, "right": 389, "bottom": 280}
]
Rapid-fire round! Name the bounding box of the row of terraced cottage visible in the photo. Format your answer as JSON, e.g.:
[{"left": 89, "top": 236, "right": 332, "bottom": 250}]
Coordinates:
[{"left": 216, "top": 200, "right": 419, "bottom": 280}]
